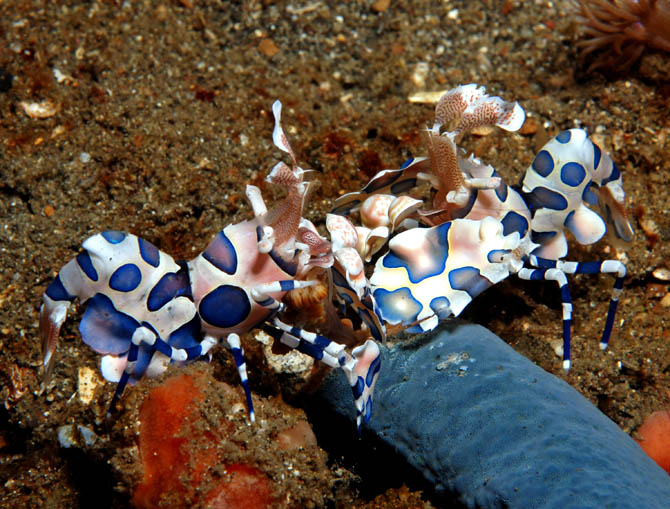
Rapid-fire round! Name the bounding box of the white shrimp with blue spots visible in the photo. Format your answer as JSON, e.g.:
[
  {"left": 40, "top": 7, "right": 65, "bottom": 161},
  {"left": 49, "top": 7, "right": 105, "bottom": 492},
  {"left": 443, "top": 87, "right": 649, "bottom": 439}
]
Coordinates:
[
  {"left": 40, "top": 101, "right": 382, "bottom": 432},
  {"left": 333, "top": 85, "right": 634, "bottom": 372}
]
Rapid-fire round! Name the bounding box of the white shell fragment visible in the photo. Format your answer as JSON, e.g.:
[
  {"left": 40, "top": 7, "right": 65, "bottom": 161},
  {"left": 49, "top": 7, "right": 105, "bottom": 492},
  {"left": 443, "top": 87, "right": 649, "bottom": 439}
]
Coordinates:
[
  {"left": 52, "top": 67, "right": 74, "bottom": 84},
  {"left": 254, "top": 330, "right": 314, "bottom": 377},
  {"left": 652, "top": 267, "right": 670, "bottom": 281},
  {"left": 77, "top": 366, "right": 101, "bottom": 405},
  {"left": 408, "top": 90, "right": 448, "bottom": 104},
  {"left": 19, "top": 100, "right": 60, "bottom": 119},
  {"left": 57, "top": 424, "right": 98, "bottom": 448},
  {"left": 410, "top": 62, "right": 429, "bottom": 88}
]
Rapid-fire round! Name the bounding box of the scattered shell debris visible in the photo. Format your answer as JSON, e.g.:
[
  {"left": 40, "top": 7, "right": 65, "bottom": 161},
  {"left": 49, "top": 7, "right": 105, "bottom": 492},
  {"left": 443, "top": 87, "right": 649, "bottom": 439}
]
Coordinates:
[
  {"left": 6, "top": 364, "right": 32, "bottom": 408},
  {"left": 57, "top": 424, "right": 98, "bottom": 449},
  {"left": 254, "top": 330, "right": 314, "bottom": 377},
  {"left": 51, "top": 125, "right": 66, "bottom": 138},
  {"left": 286, "top": 2, "right": 323, "bottom": 15},
  {"left": 408, "top": 90, "right": 447, "bottom": 104},
  {"left": 52, "top": 67, "right": 74, "bottom": 84},
  {"left": 77, "top": 366, "right": 101, "bottom": 405},
  {"left": 410, "top": 62, "right": 429, "bottom": 88},
  {"left": 19, "top": 100, "right": 61, "bottom": 119}
]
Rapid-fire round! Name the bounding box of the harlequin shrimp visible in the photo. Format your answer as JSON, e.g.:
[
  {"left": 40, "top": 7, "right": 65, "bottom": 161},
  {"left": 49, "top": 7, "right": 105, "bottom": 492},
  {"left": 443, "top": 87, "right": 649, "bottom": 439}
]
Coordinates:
[
  {"left": 40, "top": 101, "right": 381, "bottom": 430},
  {"left": 331, "top": 84, "right": 634, "bottom": 370}
]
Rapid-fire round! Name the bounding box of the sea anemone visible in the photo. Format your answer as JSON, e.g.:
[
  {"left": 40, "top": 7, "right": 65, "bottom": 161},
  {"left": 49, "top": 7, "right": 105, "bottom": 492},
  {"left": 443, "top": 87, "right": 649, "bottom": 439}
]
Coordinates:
[{"left": 572, "top": 0, "right": 670, "bottom": 70}]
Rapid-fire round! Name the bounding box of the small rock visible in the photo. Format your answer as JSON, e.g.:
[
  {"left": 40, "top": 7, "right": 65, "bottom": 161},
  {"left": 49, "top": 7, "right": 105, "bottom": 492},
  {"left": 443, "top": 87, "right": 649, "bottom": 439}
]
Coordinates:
[
  {"left": 51, "top": 125, "right": 66, "bottom": 139},
  {"left": 258, "top": 38, "right": 279, "bottom": 57},
  {"left": 652, "top": 267, "right": 670, "bottom": 281},
  {"left": 519, "top": 116, "right": 539, "bottom": 135},
  {"left": 410, "top": 62, "right": 429, "bottom": 88},
  {"left": 372, "top": 0, "right": 390, "bottom": 13},
  {"left": 57, "top": 424, "right": 98, "bottom": 448},
  {"left": 408, "top": 90, "right": 447, "bottom": 104},
  {"left": 77, "top": 366, "right": 101, "bottom": 405}
]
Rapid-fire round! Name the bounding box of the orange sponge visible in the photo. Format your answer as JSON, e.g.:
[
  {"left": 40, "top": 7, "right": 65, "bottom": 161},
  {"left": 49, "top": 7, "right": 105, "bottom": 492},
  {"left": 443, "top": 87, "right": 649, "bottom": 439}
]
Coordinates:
[
  {"left": 132, "top": 372, "right": 272, "bottom": 508},
  {"left": 636, "top": 410, "right": 670, "bottom": 474},
  {"left": 132, "top": 373, "right": 202, "bottom": 507}
]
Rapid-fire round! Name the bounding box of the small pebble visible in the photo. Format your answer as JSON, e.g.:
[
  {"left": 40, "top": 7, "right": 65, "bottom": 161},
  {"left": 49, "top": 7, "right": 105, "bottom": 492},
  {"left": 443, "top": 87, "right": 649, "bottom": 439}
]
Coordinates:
[
  {"left": 652, "top": 267, "right": 670, "bottom": 281},
  {"left": 52, "top": 67, "right": 73, "bottom": 84},
  {"left": 410, "top": 62, "right": 430, "bottom": 88},
  {"left": 408, "top": 90, "right": 447, "bottom": 104},
  {"left": 51, "top": 125, "right": 66, "bottom": 138},
  {"left": 519, "top": 116, "right": 540, "bottom": 135},
  {"left": 372, "top": 0, "right": 390, "bottom": 13},
  {"left": 43, "top": 205, "right": 55, "bottom": 217},
  {"left": 57, "top": 424, "right": 97, "bottom": 448},
  {"left": 258, "top": 38, "right": 279, "bottom": 57},
  {"left": 77, "top": 366, "right": 100, "bottom": 405}
]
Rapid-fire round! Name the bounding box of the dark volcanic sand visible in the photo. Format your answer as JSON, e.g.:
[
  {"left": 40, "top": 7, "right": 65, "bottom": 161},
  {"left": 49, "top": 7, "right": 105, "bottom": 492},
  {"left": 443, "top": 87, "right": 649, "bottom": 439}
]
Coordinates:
[{"left": 2, "top": 1, "right": 669, "bottom": 507}]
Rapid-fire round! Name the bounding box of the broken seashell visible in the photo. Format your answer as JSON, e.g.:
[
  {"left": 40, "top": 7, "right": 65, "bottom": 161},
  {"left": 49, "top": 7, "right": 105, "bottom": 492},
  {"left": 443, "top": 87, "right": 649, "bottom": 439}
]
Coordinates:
[{"left": 19, "top": 100, "right": 60, "bottom": 119}]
